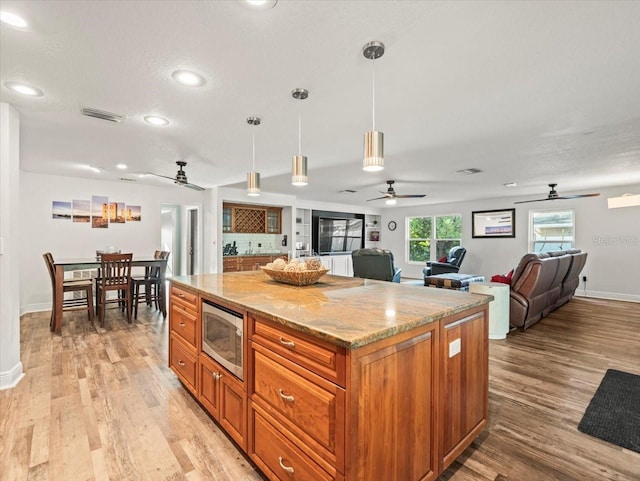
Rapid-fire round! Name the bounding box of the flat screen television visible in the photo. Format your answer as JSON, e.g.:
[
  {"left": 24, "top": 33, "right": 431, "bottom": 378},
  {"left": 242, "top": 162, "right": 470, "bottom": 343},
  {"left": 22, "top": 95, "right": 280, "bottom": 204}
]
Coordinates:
[{"left": 318, "top": 217, "right": 363, "bottom": 254}]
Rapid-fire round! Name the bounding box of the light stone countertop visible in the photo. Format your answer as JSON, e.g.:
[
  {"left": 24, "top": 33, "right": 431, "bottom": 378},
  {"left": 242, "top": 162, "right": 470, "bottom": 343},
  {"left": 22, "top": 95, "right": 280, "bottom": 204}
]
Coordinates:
[{"left": 171, "top": 271, "right": 493, "bottom": 349}]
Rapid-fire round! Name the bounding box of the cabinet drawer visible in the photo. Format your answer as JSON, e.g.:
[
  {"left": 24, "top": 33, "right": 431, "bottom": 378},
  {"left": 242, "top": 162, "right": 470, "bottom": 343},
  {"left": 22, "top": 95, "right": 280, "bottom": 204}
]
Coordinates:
[
  {"left": 253, "top": 344, "right": 344, "bottom": 467},
  {"left": 252, "top": 317, "right": 346, "bottom": 386},
  {"left": 170, "top": 303, "right": 197, "bottom": 347},
  {"left": 169, "top": 335, "right": 197, "bottom": 394},
  {"left": 170, "top": 285, "right": 198, "bottom": 309},
  {"left": 251, "top": 403, "right": 334, "bottom": 481}
]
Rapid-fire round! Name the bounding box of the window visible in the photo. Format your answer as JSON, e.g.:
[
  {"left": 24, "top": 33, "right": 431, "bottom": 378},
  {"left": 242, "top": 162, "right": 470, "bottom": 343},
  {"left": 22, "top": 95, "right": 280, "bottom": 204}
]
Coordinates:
[
  {"left": 529, "top": 209, "right": 575, "bottom": 252},
  {"left": 407, "top": 214, "right": 462, "bottom": 263}
]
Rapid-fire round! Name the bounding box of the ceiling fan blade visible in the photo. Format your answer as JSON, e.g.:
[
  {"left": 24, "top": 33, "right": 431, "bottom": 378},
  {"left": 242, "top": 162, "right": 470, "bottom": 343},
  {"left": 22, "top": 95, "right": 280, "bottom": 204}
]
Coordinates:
[
  {"left": 514, "top": 198, "right": 551, "bottom": 204},
  {"left": 184, "top": 182, "right": 205, "bottom": 191},
  {"left": 394, "top": 194, "right": 426, "bottom": 198},
  {"left": 515, "top": 192, "right": 600, "bottom": 204},
  {"left": 367, "top": 196, "right": 389, "bottom": 201},
  {"left": 556, "top": 193, "right": 600, "bottom": 199},
  {"left": 148, "top": 172, "right": 177, "bottom": 181}
]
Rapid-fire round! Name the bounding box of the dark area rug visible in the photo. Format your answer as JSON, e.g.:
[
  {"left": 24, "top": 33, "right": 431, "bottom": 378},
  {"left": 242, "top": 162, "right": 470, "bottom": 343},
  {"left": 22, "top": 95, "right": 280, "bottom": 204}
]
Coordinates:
[{"left": 578, "top": 369, "right": 640, "bottom": 453}]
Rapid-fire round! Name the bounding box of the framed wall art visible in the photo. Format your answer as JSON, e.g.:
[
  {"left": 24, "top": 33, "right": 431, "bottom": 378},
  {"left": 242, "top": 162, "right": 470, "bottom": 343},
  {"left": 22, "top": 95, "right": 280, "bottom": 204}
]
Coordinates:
[{"left": 472, "top": 208, "right": 516, "bottom": 238}]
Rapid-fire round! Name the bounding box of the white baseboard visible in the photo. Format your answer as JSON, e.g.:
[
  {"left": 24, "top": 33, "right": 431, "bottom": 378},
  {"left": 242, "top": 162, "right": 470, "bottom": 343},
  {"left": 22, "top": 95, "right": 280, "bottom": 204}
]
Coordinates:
[
  {"left": 0, "top": 361, "right": 24, "bottom": 390},
  {"left": 574, "top": 290, "right": 640, "bottom": 303},
  {"left": 20, "top": 303, "right": 50, "bottom": 316}
]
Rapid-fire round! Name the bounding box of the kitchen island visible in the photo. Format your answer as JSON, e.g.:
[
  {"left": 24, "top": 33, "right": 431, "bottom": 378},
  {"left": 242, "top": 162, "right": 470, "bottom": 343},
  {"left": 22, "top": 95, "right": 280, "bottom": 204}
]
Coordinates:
[{"left": 169, "top": 271, "right": 492, "bottom": 481}]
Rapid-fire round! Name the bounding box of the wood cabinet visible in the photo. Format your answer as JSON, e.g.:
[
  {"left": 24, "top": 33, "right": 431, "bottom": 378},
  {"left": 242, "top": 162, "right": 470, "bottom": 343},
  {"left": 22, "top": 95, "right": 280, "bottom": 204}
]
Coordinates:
[
  {"left": 439, "top": 310, "right": 488, "bottom": 471},
  {"left": 223, "top": 203, "right": 282, "bottom": 234},
  {"left": 169, "top": 277, "right": 489, "bottom": 481},
  {"left": 169, "top": 285, "right": 199, "bottom": 396},
  {"left": 223, "top": 254, "right": 288, "bottom": 273},
  {"left": 249, "top": 316, "right": 346, "bottom": 480},
  {"left": 199, "top": 353, "right": 247, "bottom": 450}
]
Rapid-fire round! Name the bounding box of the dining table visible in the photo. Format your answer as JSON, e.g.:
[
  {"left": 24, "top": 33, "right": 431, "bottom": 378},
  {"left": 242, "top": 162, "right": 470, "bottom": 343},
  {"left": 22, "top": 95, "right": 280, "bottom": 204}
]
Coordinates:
[{"left": 52, "top": 256, "right": 169, "bottom": 334}]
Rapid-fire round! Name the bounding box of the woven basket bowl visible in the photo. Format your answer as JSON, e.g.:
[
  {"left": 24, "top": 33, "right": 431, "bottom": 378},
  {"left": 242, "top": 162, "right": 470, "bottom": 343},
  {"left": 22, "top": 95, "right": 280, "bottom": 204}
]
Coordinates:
[{"left": 260, "top": 266, "right": 330, "bottom": 286}]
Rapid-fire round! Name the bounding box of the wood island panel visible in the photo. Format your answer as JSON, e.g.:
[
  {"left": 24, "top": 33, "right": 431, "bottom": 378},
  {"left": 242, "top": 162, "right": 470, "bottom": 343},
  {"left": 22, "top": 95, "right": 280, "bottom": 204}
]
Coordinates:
[{"left": 169, "top": 272, "right": 491, "bottom": 481}]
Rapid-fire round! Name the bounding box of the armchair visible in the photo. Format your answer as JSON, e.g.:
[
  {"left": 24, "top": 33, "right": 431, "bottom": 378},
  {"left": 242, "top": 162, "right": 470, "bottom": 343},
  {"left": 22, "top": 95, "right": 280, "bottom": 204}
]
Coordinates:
[
  {"left": 352, "top": 248, "right": 402, "bottom": 282},
  {"left": 423, "top": 246, "right": 466, "bottom": 276}
]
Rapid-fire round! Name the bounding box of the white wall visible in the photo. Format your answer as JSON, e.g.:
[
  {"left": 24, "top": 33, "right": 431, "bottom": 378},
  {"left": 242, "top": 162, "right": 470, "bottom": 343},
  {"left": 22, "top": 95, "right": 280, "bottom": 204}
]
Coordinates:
[
  {"left": 382, "top": 184, "right": 640, "bottom": 302},
  {"left": 0, "top": 103, "right": 24, "bottom": 389},
  {"left": 19, "top": 171, "right": 205, "bottom": 313}
]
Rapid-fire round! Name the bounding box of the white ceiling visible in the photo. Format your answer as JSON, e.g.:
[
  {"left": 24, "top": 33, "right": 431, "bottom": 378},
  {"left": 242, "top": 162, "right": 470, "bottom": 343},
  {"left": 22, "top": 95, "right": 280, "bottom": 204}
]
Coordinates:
[{"left": 2, "top": 0, "right": 640, "bottom": 207}]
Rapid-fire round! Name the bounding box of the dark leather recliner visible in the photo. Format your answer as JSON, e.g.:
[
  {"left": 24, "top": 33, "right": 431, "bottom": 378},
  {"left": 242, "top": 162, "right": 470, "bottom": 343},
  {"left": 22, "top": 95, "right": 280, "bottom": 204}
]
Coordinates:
[
  {"left": 352, "top": 248, "right": 402, "bottom": 282},
  {"left": 423, "top": 246, "right": 466, "bottom": 276}
]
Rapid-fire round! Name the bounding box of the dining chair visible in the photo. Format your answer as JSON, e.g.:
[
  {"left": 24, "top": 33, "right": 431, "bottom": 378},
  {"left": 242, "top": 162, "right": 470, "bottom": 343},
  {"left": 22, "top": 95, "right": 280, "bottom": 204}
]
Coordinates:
[
  {"left": 96, "top": 253, "right": 133, "bottom": 327},
  {"left": 131, "top": 251, "right": 170, "bottom": 319},
  {"left": 43, "top": 252, "right": 94, "bottom": 330}
]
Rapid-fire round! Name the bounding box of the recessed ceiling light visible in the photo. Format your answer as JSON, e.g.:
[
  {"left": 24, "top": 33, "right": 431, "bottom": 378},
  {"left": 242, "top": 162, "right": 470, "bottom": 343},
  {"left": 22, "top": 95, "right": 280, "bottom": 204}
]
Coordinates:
[
  {"left": 144, "top": 115, "right": 169, "bottom": 126},
  {"left": 0, "top": 11, "right": 27, "bottom": 28},
  {"left": 245, "top": 0, "right": 278, "bottom": 9},
  {"left": 172, "top": 70, "right": 206, "bottom": 87},
  {"left": 4, "top": 81, "right": 43, "bottom": 97},
  {"left": 116, "top": 163, "right": 128, "bottom": 170},
  {"left": 504, "top": 182, "right": 518, "bottom": 187}
]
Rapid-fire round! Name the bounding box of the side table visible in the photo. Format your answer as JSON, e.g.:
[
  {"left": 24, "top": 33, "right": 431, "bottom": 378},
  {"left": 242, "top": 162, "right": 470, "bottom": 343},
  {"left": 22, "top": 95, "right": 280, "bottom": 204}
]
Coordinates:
[{"left": 470, "top": 282, "right": 510, "bottom": 339}]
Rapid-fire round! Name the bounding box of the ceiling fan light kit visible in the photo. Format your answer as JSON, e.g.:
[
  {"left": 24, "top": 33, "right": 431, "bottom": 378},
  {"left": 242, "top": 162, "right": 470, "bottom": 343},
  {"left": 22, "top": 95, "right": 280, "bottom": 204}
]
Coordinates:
[
  {"left": 247, "top": 116, "right": 262, "bottom": 197},
  {"left": 363, "top": 41, "right": 385, "bottom": 172},
  {"left": 291, "top": 88, "right": 309, "bottom": 186}
]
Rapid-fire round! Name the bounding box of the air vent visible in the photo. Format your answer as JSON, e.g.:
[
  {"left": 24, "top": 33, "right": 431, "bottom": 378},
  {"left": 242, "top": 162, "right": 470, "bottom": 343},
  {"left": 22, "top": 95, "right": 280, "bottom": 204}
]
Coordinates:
[
  {"left": 339, "top": 189, "right": 357, "bottom": 194},
  {"left": 456, "top": 168, "right": 483, "bottom": 175},
  {"left": 120, "top": 177, "right": 137, "bottom": 182},
  {"left": 81, "top": 108, "right": 124, "bottom": 123}
]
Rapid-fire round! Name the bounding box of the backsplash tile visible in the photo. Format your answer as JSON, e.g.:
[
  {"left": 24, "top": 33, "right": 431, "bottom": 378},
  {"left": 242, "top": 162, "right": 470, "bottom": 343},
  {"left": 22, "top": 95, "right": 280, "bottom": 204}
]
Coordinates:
[{"left": 222, "top": 233, "right": 282, "bottom": 255}]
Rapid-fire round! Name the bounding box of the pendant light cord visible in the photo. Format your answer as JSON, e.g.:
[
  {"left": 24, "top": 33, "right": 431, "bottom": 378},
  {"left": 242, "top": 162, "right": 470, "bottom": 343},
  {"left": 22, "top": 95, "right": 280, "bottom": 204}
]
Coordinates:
[
  {"left": 372, "top": 56, "right": 376, "bottom": 131},
  {"left": 252, "top": 129, "right": 256, "bottom": 171},
  {"left": 298, "top": 102, "right": 302, "bottom": 155}
]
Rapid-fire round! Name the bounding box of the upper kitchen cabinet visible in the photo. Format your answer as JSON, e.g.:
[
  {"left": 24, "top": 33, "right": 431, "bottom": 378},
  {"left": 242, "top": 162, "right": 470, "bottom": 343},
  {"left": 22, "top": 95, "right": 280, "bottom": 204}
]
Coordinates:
[
  {"left": 223, "top": 203, "right": 282, "bottom": 234},
  {"left": 266, "top": 208, "right": 281, "bottom": 234}
]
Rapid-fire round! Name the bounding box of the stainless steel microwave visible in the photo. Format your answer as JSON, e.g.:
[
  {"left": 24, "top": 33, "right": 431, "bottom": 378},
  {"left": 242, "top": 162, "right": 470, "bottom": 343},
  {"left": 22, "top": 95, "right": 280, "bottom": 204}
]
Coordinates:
[{"left": 201, "top": 300, "right": 243, "bottom": 380}]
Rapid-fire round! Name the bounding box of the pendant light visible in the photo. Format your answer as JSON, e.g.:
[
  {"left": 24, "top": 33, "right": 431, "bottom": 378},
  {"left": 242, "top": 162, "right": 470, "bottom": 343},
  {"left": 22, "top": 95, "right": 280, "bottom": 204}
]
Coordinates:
[
  {"left": 362, "top": 41, "right": 385, "bottom": 172},
  {"left": 247, "top": 116, "right": 261, "bottom": 196},
  {"left": 291, "top": 88, "right": 309, "bottom": 186}
]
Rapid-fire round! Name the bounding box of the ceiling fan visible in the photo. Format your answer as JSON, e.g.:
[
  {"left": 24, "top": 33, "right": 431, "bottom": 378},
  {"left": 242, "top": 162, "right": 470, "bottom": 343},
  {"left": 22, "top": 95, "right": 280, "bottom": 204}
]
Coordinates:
[
  {"left": 367, "top": 180, "right": 426, "bottom": 202},
  {"left": 514, "top": 183, "right": 600, "bottom": 204},
  {"left": 149, "top": 161, "right": 205, "bottom": 191}
]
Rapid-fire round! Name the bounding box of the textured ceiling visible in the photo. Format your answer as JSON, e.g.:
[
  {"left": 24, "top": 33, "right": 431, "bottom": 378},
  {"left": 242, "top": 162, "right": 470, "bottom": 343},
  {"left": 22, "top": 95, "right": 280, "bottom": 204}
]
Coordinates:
[{"left": 1, "top": 0, "right": 640, "bottom": 207}]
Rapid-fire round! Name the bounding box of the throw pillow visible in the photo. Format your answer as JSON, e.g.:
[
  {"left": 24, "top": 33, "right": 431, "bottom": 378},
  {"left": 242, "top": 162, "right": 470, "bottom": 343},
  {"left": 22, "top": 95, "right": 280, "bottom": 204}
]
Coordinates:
[
  {"left": 438, "top": 255, "right": 448, "bottom": 263},
  {"left": 491, "top": 269, "right": 515, "bottom": 285}
]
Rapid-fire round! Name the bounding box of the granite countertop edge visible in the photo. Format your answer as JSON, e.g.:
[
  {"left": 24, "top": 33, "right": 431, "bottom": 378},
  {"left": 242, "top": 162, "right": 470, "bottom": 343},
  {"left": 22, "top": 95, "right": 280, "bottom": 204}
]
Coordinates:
[{"left": 170, "top": 274, "right": 492, "bottom": 349}]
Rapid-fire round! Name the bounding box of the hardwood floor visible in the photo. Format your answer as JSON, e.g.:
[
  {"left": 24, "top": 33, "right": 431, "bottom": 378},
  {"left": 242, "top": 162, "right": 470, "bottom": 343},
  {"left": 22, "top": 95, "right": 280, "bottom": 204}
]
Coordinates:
[{"left": 1, "top": 297, "right": 639, "bottom": 481}]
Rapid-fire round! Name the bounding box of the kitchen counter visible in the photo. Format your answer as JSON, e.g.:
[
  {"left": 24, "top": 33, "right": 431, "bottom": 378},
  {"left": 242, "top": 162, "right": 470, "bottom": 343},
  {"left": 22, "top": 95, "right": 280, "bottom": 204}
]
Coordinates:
[
  {"left": 223, "top": 252, "right": 285, "bottom": 257},
  {"left": 171, "top": 271, "right": 492, "bottom": 348}
]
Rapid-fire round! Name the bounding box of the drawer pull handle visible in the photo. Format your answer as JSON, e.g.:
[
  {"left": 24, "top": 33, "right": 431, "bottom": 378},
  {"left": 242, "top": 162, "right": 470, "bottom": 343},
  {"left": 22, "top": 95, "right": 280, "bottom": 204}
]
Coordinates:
[
  {"left": 278, "top": 389, "right": 295, "bottom": 403},
  {"left": 179, "top": 322, "right": 186, "bottom": 327},
  {"left": 279, "top": 337, "right": 295, "bottom": 349},
  {"left": 178, "top": 293, "right": 185, "bottom": 297},
  {"left": 178, "top": 360, "right": 185, "bottom": 366},
  {"left": 213, "top": 372, "right": 223, "bottom": 380},
  {"left": 278, "top": 457, "right": 295, "bottom": 474}
]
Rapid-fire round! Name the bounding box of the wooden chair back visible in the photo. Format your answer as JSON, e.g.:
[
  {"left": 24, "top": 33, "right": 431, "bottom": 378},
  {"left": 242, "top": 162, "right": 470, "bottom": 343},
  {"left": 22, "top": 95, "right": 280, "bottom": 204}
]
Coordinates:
[{"left": 98, "top": 253, "right": 133, "bottom": 289}]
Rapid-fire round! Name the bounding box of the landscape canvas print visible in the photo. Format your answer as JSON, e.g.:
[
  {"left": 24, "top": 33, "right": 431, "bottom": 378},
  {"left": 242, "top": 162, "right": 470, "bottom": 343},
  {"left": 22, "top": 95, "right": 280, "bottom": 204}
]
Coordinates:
[
  {"left": 91, "top": 195, "right": 109, "bottom": 229},
  {"left": 126, "top": 205, "right": 142, "bottom": 221},
  {"left": 52, "top": 201, "right": 71, "bottom": 220},
  {"left": 72, "top": 200, "right": 90, "bottom": 223}
]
